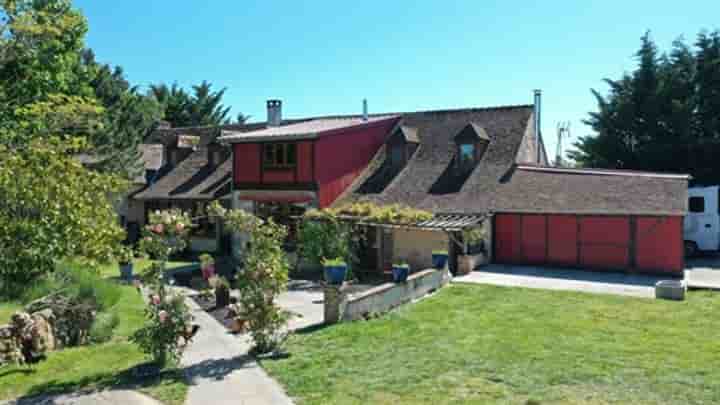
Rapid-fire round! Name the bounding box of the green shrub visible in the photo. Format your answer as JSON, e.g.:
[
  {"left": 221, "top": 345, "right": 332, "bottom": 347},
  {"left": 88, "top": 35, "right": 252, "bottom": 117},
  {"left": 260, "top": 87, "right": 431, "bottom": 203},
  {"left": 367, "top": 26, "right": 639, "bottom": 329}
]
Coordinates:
[
  {"left": 432, "top": 250, "right": 448, "bottom": 255},
  {"left": 321, "top": 257, "right": 347, "bottom": 267},
  {"left": 20, "top": 262, "right": 122, "bottom": 311},
  {"left": 89, "top": 312, "right": 120, "bottom": 343}
]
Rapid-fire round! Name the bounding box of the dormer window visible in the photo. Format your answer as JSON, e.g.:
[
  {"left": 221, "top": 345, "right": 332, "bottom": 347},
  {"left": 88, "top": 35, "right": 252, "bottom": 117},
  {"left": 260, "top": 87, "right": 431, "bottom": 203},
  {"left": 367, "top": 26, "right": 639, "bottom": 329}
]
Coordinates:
[
  {"left": 387, "top": 126, "right": 419, "bottom": 168},
  {"left": 454, "top": 123, "right": 490, "bottom": 172}
]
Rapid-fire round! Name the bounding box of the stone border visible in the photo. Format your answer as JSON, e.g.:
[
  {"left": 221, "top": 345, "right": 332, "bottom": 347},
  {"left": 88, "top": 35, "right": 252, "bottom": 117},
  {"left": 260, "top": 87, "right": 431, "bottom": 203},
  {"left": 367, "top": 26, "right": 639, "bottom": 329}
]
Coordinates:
[{"left": 324, "top": 269, "right": 451, "bottom": 323}]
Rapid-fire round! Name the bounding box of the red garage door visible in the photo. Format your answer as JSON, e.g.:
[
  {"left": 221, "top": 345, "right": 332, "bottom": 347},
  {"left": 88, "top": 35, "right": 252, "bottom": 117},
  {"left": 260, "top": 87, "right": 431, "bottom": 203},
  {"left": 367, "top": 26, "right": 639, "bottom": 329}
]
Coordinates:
[
  {"left": 494, "top": 214, "right": 681, "bottom": 274},
  {"left": 635, "top": 216, "right": 684, "bottom": 273},
  {"left": 579, "top": 216, "right": 630, "bottom": 270}
]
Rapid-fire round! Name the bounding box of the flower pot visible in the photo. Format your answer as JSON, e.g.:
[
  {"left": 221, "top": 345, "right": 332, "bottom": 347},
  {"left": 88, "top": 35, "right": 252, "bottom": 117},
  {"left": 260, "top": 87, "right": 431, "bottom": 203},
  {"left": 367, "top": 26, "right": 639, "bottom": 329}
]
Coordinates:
[
  {"left": 119, "top": 262, "right": 133, "bottom": 281},
  {"left": 324, "top": 265, "right": 347, "bottom": 285},
  {"left": 392, "top": 266, "right": 409, "bottom": 282},
  {"left": 457, "top": 255, "right": 474, "bottom": 275},
  {"left": 432, "top": 252, "right": 448, "bottom": 269},
  {"left": 201, "top": 264, "right": 215, "bottom": 280},
  {"left": 215, "top": 286, "right": 230, "bottom": 308}
]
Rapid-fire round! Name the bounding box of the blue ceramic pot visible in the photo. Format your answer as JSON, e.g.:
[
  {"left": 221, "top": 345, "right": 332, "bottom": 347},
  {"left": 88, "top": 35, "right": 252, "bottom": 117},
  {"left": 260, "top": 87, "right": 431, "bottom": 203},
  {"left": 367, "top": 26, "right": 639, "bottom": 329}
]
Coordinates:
[
  {"left": 432, "top": 253, "right": 448, "bottom": 269},
  {"left": 392, "top": 266, "right": 409, "bottom": 282},
  {"left": 120, "top": 262, "right": 133, "bottom": 281},
  {"left": 324, "top": 265, "right": 347, "bottom": 285}
]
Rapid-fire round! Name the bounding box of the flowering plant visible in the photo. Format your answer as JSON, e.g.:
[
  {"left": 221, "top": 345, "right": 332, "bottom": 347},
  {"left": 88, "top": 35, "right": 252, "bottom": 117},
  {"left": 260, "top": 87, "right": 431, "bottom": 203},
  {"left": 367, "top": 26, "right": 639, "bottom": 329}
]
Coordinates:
[
  {"left": 130, "top": 287, "right": 193, "bottom": 366},
  {"left": 138, "top": 209, "right": 193, "bottom": 261}
]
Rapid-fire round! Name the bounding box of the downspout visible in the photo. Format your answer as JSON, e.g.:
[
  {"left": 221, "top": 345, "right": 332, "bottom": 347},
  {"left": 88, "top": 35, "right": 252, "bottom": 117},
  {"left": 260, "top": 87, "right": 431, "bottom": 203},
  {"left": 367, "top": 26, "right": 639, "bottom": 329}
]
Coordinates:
[{"left": 534, "top": 89, "right": 542, "bottom": 165}]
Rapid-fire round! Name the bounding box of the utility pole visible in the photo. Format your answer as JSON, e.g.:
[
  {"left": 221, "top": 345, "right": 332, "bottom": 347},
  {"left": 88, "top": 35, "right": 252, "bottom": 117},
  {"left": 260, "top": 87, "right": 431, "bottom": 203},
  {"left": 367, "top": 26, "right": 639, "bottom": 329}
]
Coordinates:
[{"left": 555, "top": 122, "right": 570, "bottom": 167}]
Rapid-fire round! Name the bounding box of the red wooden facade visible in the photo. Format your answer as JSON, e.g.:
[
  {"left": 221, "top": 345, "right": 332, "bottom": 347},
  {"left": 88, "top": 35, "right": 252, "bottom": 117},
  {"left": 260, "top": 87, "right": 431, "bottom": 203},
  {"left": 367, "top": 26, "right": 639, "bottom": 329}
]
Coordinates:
[
  {"left": 494, "top": 213, "right": 684, "bottom": 274},
  {"left": 233, "top": 118, "right": 398, "bottom": 208}
]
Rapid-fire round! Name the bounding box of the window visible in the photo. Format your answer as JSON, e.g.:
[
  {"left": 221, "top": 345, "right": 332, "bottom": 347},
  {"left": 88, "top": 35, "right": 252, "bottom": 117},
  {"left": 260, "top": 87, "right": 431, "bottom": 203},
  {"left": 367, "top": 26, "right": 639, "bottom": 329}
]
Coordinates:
[
  {"left": 689, "top": 197, "right": 705, "bottom": 213},
  {"left": 458, "top": 143, "right": 476, "bottom": 167},
  {"left": 263, "top": 143, "right": 296, "bottom": 169},
  {"left": 390, "top": 145, "right": 404, "bottom": 166}
]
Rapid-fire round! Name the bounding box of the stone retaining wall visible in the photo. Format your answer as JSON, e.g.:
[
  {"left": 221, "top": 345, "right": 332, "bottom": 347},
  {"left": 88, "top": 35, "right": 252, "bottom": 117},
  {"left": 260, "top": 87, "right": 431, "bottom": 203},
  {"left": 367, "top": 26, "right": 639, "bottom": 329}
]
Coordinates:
[{"left": 324, "top": 269, "right": 452, "bottom": 324}]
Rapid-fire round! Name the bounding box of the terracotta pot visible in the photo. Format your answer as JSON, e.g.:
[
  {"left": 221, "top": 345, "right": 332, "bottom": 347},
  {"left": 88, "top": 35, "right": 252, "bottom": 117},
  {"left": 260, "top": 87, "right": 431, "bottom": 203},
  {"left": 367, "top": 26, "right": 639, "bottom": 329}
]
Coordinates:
[
  {"left": 229, "top": 318, "right": 247, "bottom": 333},
  {"left": 457, "top": 255, "right": 474, "bottom": 275}
]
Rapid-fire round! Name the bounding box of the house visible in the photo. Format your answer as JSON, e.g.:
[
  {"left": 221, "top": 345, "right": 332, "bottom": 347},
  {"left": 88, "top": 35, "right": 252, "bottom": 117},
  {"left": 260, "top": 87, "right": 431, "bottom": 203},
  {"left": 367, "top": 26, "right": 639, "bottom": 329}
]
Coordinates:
[{"left": 221, "top": 93, "right": 689, "bottom": 275}]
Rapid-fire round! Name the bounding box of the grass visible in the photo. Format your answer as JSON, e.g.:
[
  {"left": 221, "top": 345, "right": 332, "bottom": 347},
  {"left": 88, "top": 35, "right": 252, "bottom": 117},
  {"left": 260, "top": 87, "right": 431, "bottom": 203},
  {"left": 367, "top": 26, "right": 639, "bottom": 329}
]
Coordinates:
[
  {"left": 0, "top": 260, "right": 195, "bottom": 404},
  {"left": 262, "top": 284, "right": 720, "bottom": 405}
]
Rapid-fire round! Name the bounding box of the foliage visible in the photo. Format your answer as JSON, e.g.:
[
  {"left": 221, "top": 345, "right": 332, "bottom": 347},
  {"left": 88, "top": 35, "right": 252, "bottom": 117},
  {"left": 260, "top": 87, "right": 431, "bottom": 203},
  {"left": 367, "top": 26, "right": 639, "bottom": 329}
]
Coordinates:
[
  {"left": 298, "top": 212, "right": 355, "bottom": 267},
  {"left": 264, "top": 285, "right": 720, "bottom": 405},
  {"left": 89, "top": 312, "right": 120, "bottom": 344},
  {"left": 20, "top": 262, "right": 122, "bottom": 312},
  {"left": 570, "top": 30, "right": 720, "bottom": 185},
  {"left": 117, "top": 246, "right": 135, "bottom": 264},
  {"left": 130, "top": 292, "right": 192, "bottom": 367},
  {"left": 208, "top": 275, "right": 230, "bottom": 290},
  {"left": 308, "top": 202, "right": 433, "bottom": 225},
  {"left": 149, "top": 81, "right": 235, "bottom": 127},
  {"left": 463, "top": 226, "right": 487, "bottom": 245},
  {"left": 321, "top": 257, "right": 347, "bottom": 267},
  {"left": 209, "top": 202, "right": 290, "bottom": 354},
  {"left": 199, "top": 253, "right": 215, "bottom": 268},
  {"left": 432, "top": 250, "right": 448, "bottom": 255},
  {"left": 0, "top": 138, "right": 126, "bottom": 293},
  {"left": 138, "top": 209, "right": 193, "bottom": 262}
]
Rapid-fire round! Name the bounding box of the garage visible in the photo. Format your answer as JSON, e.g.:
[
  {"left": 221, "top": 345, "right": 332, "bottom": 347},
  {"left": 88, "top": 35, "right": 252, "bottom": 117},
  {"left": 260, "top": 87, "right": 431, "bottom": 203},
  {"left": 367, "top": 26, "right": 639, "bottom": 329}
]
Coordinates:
[{"left": 494, "top": 213, "right": 684, "bottom": 274}]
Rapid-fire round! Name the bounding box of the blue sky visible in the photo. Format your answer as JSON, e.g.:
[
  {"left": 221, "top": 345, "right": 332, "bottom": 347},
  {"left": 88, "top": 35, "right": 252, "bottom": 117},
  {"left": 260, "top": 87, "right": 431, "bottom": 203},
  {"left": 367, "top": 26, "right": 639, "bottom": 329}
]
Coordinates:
[{"left": 76, "top": 0, "right": 718, "bottom": 158}]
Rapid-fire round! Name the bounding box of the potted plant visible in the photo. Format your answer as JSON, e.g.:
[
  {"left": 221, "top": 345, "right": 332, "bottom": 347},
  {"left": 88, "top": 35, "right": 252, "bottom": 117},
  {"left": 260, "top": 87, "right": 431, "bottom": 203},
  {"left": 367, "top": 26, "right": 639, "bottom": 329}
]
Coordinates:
[
  {"left": 322, "top": 257, "right": 347, "bottom": 285},
  {"left": 209, "top": 275, "right": 231, "bottom": 308},
  {"left": 199, "top": 253, "right": 215, "bottom": 280},
  {"left": 432, "top": 250, "right": 449, "bottom": 269},
  {"left": 392, "top": 260, "right": 410, "bottom": 282},
  {"left": 226, "top": 303, "right": 248, "bottom": 334},
  {"left": 118, "top": 247, "right": 134, "bottom": 281}
]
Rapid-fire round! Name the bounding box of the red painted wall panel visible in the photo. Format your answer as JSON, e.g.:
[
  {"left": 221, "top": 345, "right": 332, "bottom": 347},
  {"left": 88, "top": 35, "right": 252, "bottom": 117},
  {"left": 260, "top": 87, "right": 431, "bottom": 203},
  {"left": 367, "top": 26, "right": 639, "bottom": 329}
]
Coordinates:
[
  {"left": 521, "top": 215, "right": 547, "bottom": 263},
  {"left": 296, "top": 141, "right": 313, "bottom": 182},
  {"left": 233, "top": 143, "right": 261, "bottom": 183},
  {"left": 494, "top": 214, "right": 521, "bottom": 263},
  {"left": 547, "top": 215, "right": 578, "bottom": 266},
  {"left": 635, "top": 216, "right": 684, "bottom": 273},
  {"left": 579, "top": 216, "right": 630, "bottom": 270},
  {"left": 262, "top": 170, "right": 295, "bottom": 183},
  {"left": 315, "top": 118, "right": 399, "bottom": 208}
]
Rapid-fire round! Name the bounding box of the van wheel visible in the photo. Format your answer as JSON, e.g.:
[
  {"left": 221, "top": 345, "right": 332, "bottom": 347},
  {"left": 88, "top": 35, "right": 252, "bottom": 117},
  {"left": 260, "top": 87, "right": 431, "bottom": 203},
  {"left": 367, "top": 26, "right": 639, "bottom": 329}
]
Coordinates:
[{"left": 684, "top": 241, "right": 698, "bottom": 258}]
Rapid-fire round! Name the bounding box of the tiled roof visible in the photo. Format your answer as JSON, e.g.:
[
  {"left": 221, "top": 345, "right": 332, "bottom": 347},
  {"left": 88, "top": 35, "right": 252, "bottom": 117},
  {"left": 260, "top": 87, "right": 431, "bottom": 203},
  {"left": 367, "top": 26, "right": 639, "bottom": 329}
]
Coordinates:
[
  {"left": 133, "top": 147, "right": 231, "bottom": 200},
  {"left": 337, "top": 105, "right": 689, "bottom": 216},
  {"left": 219, "top": 116, "right": 398, "bottom": 143}
]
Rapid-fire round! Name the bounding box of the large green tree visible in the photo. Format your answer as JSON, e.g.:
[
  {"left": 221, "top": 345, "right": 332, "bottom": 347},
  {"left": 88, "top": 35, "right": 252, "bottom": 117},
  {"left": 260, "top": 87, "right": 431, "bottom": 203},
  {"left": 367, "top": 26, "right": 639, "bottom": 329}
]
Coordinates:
[
  {"left": 570, "top": 30, "right": 720, "bottom": 184},
  {"left": 149, "top": 80, "right": 235, "bottom": 127},
  {"left": 0, "top": 0, "right": 126, "bottom": 291}
]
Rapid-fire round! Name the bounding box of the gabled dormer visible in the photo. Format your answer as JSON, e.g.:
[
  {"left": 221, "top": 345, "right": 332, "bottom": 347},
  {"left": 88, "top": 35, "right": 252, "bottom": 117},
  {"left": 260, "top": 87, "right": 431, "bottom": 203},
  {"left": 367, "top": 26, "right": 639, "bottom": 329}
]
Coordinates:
[
  {"left": 387, "top": 125, "right": 420, "bottom": 169},
  {"left": 429, "top": 122, "right": 490, "bottom": 195},
  {"left": 454, "top": 123, "right": 490, "bottom": 172}
]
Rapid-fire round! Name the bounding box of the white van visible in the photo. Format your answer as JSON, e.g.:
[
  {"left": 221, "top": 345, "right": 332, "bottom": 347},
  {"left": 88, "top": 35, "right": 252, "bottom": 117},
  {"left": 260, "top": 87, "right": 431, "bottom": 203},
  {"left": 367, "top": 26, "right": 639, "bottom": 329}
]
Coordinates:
[{"left": 684, "top": 186, "right": 720, "bottom": 256}]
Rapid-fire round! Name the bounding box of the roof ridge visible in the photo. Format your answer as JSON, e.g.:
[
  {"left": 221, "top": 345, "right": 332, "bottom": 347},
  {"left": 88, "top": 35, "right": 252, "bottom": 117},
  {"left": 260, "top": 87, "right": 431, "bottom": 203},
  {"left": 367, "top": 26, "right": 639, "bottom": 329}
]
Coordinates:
[{"left": 517, "top": 165, "right": 691, "bottom": 179}]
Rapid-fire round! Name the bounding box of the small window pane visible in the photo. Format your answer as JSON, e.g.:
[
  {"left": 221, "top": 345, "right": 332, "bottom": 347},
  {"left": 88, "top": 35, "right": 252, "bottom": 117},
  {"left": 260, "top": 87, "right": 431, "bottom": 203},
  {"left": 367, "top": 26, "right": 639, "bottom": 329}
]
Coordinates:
[
  {"left": 460, "top": 143, "right": 475, "bottom": 164},
  {"left": 689, "top": 197, "right": 705, "bottom": 213},
  {"left": 264, "top": 144, "right": 275, "bottom": 162},
  {"left": 286, "top": 144, "right": 296, "bottom": 165}
]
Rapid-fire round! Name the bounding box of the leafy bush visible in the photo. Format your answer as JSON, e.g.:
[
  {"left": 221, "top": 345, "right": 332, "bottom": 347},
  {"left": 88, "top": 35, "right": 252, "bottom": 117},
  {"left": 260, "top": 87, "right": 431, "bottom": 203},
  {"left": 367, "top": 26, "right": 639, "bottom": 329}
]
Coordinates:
[
  {"left": 432, "top": 250, "right": 449, "bottom": 255},
  {"left": 20, "top": 262, "right": 122, "bottom": 311},
  {"left": 89, "top": 312, "right": 120, "bottom": 343},
  {"left": 321, "top": 257, "right": 347, "bottom": 267},
  {"left": 130, "top": 293, "right": 192, "bottom": 366}
]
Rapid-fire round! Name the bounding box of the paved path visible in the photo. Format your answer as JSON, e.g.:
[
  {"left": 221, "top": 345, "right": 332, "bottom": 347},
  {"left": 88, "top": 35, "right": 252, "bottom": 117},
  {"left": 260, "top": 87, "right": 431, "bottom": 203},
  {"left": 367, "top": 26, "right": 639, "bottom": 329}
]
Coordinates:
[
  {"left": 181, "top": 283, "right": 324, "bottom": 405},
  {"left": 453, "top": 264, "right": 670, "bottom": 298},
  {"left": 686, "top": 256, "right": 720, "bottom": 290},
  {"left": 2, "top": 390, "right": 161, "bottom": 405}
]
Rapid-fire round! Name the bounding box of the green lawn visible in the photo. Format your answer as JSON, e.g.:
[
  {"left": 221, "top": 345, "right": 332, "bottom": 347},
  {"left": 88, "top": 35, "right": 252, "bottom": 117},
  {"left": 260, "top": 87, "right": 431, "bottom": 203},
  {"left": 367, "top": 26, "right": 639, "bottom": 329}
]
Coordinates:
[
  {"left": 0, "top": 260, "right": 195, "bottom": 404},
  {"left": 263, "top": 284, "right": 720, "bottom": 405}
]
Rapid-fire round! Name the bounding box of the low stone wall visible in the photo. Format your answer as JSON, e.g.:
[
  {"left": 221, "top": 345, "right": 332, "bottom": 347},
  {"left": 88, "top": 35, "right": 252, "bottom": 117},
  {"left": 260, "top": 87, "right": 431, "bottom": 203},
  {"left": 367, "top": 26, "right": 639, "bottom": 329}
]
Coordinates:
[{"left": 324, "top": 269, "right": 452, "bottom": 324}]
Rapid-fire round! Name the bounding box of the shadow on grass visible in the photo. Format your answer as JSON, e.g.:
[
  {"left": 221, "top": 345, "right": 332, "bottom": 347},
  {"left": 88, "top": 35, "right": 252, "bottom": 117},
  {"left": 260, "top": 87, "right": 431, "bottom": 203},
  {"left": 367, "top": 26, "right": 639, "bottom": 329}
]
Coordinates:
[
  {"left": 292, "top": 323, "right": 332, "bottom": 335},
  {"left": 13, "top": 364, "right": 186, "bottom": 404}
]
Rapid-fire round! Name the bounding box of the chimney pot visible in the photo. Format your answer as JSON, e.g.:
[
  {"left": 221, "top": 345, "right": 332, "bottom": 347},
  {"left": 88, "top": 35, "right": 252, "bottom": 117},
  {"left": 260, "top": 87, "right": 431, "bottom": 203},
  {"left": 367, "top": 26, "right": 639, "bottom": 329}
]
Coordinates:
[
  {"left": 362, "top": 99, "right": 368, "bottom": 121},
  {"left": 267, "top": 99, "right": 282, "bottom": 127}
]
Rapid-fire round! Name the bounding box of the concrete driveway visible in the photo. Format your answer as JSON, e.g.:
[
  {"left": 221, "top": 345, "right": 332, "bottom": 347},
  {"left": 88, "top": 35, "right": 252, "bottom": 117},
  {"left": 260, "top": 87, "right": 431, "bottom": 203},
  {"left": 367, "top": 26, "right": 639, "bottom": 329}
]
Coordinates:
[
  {"left": 454, "top": 264, "right": 672, "bottom": 298},
  {"left": 686, "top": 254, "right": 720, "bottom": 290}
]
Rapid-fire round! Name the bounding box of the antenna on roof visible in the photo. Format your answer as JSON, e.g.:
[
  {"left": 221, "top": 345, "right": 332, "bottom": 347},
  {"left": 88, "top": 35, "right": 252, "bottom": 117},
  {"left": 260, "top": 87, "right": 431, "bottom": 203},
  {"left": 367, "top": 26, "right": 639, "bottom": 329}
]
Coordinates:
[
  {"left": 362, "top": 99, "right": 368, "bottom": 121},
  {"left": 555, "top": 121, "right": 570, "bottom": 167}
]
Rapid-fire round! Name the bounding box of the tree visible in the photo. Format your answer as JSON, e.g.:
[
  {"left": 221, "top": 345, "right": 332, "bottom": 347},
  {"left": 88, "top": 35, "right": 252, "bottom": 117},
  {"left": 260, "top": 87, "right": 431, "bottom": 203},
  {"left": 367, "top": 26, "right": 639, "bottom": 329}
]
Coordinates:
[
  {"left": 0, "top": 0, "right": 127, "bottom": 292},
  {"left": 149, "top": 80, "right": 235, "bottom": 127},
  {"left": 569, "top": 30, "right": 720, "bottom": 185}
]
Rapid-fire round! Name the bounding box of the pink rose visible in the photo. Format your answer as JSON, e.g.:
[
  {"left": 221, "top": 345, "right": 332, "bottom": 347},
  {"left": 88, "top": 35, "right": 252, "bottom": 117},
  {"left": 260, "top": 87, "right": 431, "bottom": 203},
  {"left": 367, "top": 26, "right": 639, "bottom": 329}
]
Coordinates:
[
  {"left": 151, "top": 295, "right": 161, "bottom": 305},
  {"left": 158, "top": 310, "right": 168, "bottom": 323},
  {"left": 153, "top": 224, "right": 165, "bottom": 234},
  {"left": 176, "top": 223, "right": 184, "bottom": 232},
  {"left": 144, "top": 236, "right": 152, "bottom": 242}
]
